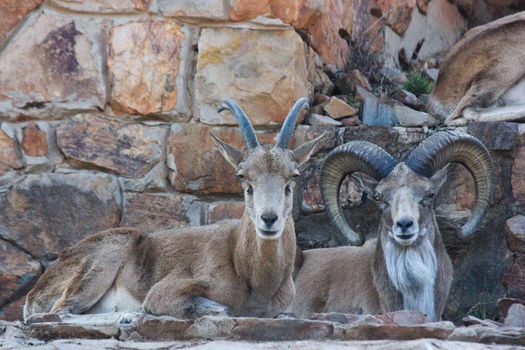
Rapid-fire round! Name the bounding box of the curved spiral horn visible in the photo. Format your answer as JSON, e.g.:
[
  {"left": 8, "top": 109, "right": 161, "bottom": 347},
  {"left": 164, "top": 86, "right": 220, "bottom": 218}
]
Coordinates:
[
  {"left": 320, "top": 141, "right": 398, "bottom": 246},
  {"left": 277, "top": 98, "right": 309, "bottom": 148},
  {"left": 405, "top": 130, "right": 494, "bottom": 238},
  {"left": 218, "top": 99, "right": 260, "bottom": 149}
]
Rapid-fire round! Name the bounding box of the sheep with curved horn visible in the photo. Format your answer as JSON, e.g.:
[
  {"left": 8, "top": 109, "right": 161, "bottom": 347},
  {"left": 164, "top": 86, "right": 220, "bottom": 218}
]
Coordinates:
[
  {"left": 24, "top": 98, "right": 327, "bottom": 323},
  {"left": 288, "top": 131, "right": 493, "bottom": 321}
]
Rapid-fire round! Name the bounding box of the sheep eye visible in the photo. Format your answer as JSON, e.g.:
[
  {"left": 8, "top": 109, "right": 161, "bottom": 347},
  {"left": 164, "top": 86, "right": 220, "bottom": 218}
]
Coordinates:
[
  {"left": 373, "top": 194, "right": 381, "bottom": 202},
  {"left": 246, "top": 185, "right": 253, "bottom": 195}
]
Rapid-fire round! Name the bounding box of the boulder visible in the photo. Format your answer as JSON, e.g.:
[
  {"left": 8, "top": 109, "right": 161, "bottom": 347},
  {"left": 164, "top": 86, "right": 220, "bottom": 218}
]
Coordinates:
[
  {"left": 394, "top": 89, "right": 426, "bottom": 111},
  {"left": 231, "top": 318, "right": 333, "bottom": 341},
  {"left": 336, "top": 322, "right": 454, "bottom": 341},
  {"left": 358, "top": 87, "right": 398, "bottom": 127},
  {"left": 108, "top": 20, "right": 187, "bottom": 117},
  {"left": 383, "top": 0, "right": 466, "bottom": 67},
  {"left": 0, "top": 172, "right": 120, "bottom": 259},
  {"left": 324, "top": 97, "right": 357, "bottom": 119},
  {"left": 49, "top": 0, "right": 149, "bottom": 13},
  {"left": 504, "top": 303, "right": 525, "bottom": 327},
  {"left": 0, "top": 12, "right": 106, "bottom": 119},
  {"left": 0, "top": 0, "right": 43, "bottom": 44},
  {"left": 134, "top": 315, "right": 192, "bottom": 341},
  {"left": 301, "top": 163, "right": 337, "bottom": 214},
  {"left": 505, "top": 215, "right": 525, "bottom": 253},
  {"left": 468, "top": 122, "right": 519, "bottom": 151},
  {"left": 152, "top": 0, "right": 228, "bottom": 20},
  {"left": 30, "top": 323, "right": 119, "bottom": 340},
  {"left": 0, "top": 129, "right": 23, "bottom": 174},
  {"left": 0, "top": 240, "right": 41, "bottom": 320},
  {"left": 340, "top": 116, "right": 360, "bottom": 126},
  {"left": 226, "top": 0, "right": 350, "bottom": 69},
  {"left": 194, "top": 27, "right": 311, "bottom": 126},
  {"left": 21, "top": 123, "right": 47, "bottom": 157},
  {"left": 57, "top": 115, "right": 165, "bottom": 178},
  {"left": 504, "top": 256, "right": 525, "bottom": 300},
  {"left": 335, "top": 69, "right": 371, "bottom": 94},
  {"left": 121, "top": 192, "right": 200, "bottom": 231},
  {"left": 496, "top": 298, "right": 525, "bottom": 321},
  {"left": 512, "top": 147, "right": 525, "bottom": 201},
  {"left": 416, "top": 0, "right": 430, "bottom": 14},
  {"left": 376, "top": 0, "right": 416, "bottom": 35},
  {"left": 394, "top": 105, "right": 438, "bottom": 126},
  {"left": 307, "top": 114, "right": 342, "bottom": 126}
]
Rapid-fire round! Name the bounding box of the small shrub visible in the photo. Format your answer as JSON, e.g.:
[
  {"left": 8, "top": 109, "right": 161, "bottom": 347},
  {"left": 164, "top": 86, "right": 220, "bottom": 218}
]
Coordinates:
[{"left": 403, "top": 72, "right": 433, "bottom": 96}]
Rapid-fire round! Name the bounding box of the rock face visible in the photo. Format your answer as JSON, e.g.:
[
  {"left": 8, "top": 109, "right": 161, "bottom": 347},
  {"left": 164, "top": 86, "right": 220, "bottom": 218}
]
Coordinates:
[
  {"left": 108, "top": 20, "right": 186, "bottom": 117},
  {"left": 0, "top": 0, "right": 44, "bottom": 44},
  {"left": 0, "top": 12, "right": 106, "bottom": 119},
  {"left": 57, "top": 115, "right": 165, "bottom": 178},
  {"left": 195, "top": 27, "right": 311, "bottom": 126},
  {"left": 0, "top": 173, "right": 120, "bottom": 259}
]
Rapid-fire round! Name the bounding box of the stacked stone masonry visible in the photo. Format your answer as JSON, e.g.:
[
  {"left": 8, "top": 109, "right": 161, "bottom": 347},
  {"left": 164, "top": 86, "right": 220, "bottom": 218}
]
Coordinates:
[{"left": 0, "top": 0, "right": 524, "bottom": 331}]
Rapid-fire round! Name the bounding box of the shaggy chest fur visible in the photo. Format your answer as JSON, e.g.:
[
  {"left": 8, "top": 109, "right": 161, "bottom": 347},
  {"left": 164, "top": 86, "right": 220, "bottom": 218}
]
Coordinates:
[{"left": 383, "top": 238, "right": 438, "bottom": 320}]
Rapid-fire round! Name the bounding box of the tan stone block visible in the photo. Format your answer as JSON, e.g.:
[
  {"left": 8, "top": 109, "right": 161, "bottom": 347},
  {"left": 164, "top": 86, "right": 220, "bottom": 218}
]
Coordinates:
[{"left": 109, "top": 20, "right": 184, "bottom": 116}]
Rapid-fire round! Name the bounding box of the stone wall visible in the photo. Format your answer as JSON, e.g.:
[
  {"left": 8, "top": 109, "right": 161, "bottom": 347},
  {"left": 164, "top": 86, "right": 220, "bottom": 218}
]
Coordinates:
[{"left": 0, "top": 0, "right": 524, "bottom": 323}]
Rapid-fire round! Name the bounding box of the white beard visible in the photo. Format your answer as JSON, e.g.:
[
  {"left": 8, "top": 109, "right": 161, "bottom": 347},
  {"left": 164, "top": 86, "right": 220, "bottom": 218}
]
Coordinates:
[{"left": 384, "top": 237, "right": 438, "bottom": 320}]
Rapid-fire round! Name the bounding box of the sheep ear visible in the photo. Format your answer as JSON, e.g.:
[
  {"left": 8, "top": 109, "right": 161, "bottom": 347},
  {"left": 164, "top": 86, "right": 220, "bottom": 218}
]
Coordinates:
[
  {"left": 292, "top": 132, "right": 327, "bottom": 166},
  {"left": 210, "top": 132, "right": 244, "bottom": 168}
]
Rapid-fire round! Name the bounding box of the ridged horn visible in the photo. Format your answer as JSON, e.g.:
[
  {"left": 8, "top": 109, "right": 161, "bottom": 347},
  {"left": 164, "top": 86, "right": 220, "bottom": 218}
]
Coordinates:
[
  {"left": 320, "top": 141, "right": 398, "bottom": 246},
  {"left": 405, "top": 130, "right": 494, "bottom": 238},
  {"left": 277, "top": 98, "right": 309, "bottom": 148},
  {"left": 218, "top": 99, "right": 260, "bottom": 149}
]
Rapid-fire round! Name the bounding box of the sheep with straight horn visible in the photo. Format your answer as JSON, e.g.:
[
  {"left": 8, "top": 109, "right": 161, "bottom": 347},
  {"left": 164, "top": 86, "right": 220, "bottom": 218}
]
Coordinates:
[
  {"left": 24, "top": 98, "right": 326, "bottom": 322},
  {"left": 288, "top": 131, "right": 493, "bottom": 321}
]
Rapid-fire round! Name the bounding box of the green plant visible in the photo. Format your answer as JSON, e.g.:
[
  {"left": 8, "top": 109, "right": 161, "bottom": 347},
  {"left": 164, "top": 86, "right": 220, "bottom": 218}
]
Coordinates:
[{"left": 403, "top": 72, "right": 433, "bottom": 96}]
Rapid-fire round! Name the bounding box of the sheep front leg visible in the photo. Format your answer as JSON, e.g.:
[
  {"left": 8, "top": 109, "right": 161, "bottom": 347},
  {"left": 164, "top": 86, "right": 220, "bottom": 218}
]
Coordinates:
[
  {"left": 269, "top": 276, "right": 295, "bottom": 317},
  {"left": 142, "top": 275, "right": 230, "bottom": 319}
]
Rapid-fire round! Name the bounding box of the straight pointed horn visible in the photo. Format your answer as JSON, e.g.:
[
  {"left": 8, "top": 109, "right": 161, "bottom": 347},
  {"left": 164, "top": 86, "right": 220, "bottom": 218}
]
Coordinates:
[
  {"left": 277, "top": 98, "right": 309, "bottom": 148},
  {"left": 320, "top": 141, "right": 398, "bottom": 246},
  {"left": 405, "top": 130, "right": 494, "bottom": 238},
  {"left": 218, "top": 99, "right": 260, "bottom": 149}
]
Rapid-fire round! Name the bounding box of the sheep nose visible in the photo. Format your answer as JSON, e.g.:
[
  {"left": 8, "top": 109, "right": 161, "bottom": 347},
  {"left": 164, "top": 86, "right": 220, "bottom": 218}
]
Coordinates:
[
  {"left": 396, "top": 218, "right": 414, "bottom": 233},
  {"left": 261, "top": 212, "right": 278, "bottom": 227}
]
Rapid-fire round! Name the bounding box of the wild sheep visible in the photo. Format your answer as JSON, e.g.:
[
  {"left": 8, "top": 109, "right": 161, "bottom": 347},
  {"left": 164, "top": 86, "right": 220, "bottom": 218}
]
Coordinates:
[
  {"left": 427, "top": 12, "right": 525, "bottom": 125},
  {"left": 288, "top": 131, "right": 493, "bottom": 321},
  {"left": 24, "top": 98, "right": 325, "bottom": 322}
]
